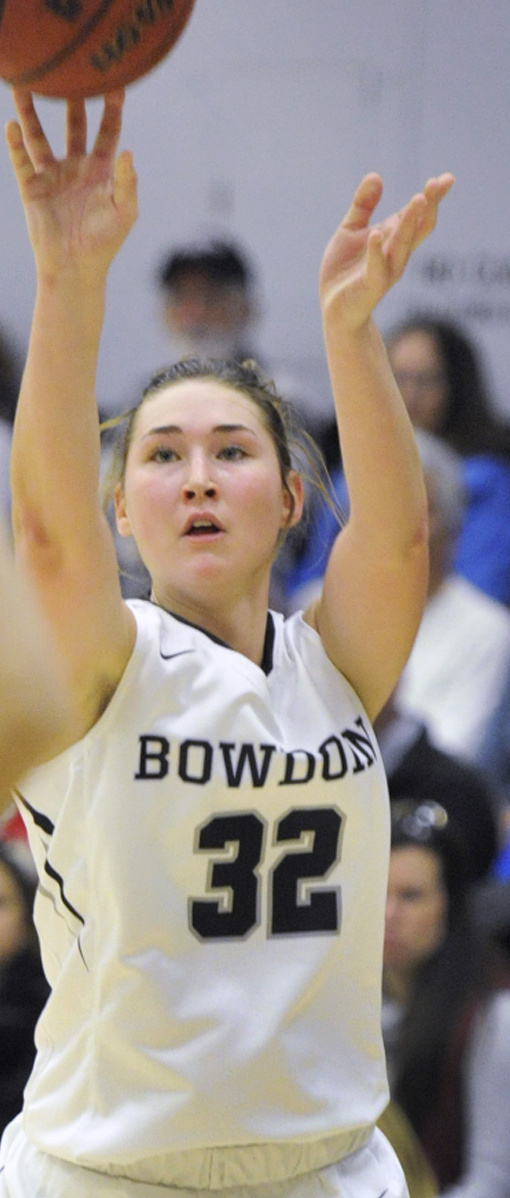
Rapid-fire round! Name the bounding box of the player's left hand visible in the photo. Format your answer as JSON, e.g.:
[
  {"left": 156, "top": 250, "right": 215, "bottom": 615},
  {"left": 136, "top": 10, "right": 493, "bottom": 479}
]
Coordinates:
[{"left": 319, "top": 172, "right": 454, "bottom": 331}]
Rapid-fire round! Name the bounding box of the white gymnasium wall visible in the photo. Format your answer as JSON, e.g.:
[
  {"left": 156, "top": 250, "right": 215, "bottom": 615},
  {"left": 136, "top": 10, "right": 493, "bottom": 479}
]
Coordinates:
[{"left": 1, "top": 1, "right": 509, "bottom": 418}]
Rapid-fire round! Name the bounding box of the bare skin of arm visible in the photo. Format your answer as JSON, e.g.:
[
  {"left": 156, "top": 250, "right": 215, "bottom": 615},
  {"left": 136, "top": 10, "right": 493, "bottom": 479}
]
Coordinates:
[
  {"left": 305, "top": 172, "right": 454, "bottom": 719},
  {"left": 6, "top": 88, "right": 453, "bottom": 738},
  {"left": 6, "top": 90, "right": 138, "bottom": 743}
]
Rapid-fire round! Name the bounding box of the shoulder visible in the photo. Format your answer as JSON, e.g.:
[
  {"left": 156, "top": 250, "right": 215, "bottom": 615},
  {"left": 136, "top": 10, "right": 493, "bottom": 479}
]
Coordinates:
[
  {"left": 278, "top": 608, "right": 345, "bottom": 677},
  {"left": 275, "top": 610, "right": 375, "bottom": 728}
]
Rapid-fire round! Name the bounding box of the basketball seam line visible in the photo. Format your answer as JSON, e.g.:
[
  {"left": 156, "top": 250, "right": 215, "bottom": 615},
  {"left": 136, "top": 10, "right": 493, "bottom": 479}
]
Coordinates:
[{"left": 4, "top": 0, "right": 117, "bottom": 85}]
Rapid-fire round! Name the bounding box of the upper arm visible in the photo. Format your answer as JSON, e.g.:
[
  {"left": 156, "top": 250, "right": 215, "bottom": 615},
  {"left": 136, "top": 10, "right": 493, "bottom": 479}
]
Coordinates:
[
  {"left": 13, "top": 501, "right": 136, "bottom": 739},
  {"left": 304, "top": 518, "right": 428, "bottom": 720}
]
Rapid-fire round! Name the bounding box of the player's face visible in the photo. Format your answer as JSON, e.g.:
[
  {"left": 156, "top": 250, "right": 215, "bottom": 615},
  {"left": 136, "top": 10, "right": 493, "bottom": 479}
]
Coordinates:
[
  {"left": 115, "top": 379, "right": 302, "bottom": 608},
  {"left": 384, "top": 845, "right": 447, "bottom": 977}
]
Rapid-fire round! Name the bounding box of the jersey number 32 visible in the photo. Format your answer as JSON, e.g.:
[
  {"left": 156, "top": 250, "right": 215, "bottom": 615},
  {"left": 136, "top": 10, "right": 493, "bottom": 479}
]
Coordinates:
[{"left": 190, "top": 807, "right": 342, "bottom": 940}]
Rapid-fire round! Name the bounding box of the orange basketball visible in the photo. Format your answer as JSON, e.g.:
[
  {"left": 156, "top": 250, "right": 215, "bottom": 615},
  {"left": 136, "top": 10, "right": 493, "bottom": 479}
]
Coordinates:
[{"left": 0, "top": 0, "right": 196, "bottom": 99}]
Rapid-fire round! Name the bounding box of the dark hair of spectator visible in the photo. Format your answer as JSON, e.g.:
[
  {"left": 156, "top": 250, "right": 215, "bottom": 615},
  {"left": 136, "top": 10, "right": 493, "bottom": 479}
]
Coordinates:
[
  {"left": 387, "top": 316, "right": 510, "bottom": 458},
  {"left": 388, "top": 800, "right": 508, "bottom": 1144},
  {"left": 158, "top": 241, "right": 253, "bottom": 293},
  {"left": 0, "top": 326, "right": 21, "bottom": 425}
]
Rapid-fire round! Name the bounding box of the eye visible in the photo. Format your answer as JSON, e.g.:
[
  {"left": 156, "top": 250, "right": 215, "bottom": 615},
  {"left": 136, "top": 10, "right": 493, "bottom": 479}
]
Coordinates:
[
  {"left": 218, "top": 444, "right": 248, "bottom": 461},
  {"left": 151, "top": 446, "right": 179, "bottom": 463},
  {"left": 400, "top": 887, "right": 424, "bottom": 904}
]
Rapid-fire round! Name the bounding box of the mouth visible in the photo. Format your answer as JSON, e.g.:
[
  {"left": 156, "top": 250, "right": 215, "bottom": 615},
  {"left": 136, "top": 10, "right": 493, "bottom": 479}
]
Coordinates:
[{"left": 183, "top": 516, "right": 224, "bottom": 539}]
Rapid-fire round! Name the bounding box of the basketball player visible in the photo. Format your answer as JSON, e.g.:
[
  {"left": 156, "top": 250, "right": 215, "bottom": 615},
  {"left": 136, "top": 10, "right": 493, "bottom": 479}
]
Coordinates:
[
  {"left": 0, "top": 518, "right": 70, "bottom": 800},
  {"left": 1, "top": 87, "right": 453, "bottom": 1198}
]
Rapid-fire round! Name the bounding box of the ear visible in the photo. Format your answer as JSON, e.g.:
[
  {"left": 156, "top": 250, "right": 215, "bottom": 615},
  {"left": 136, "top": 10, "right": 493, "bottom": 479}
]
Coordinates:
[
  {"left": 282, "top": 470, "right": 304, "bottom": 530},
  {"left": 114, "top": 482, "right": 133, "bottom": 539}
]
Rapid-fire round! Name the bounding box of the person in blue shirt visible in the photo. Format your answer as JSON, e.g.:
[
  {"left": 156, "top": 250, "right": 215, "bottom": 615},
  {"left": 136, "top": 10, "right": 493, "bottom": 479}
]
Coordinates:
[{"left": 290, "top": 316, "right": 510, "bottom": 609}]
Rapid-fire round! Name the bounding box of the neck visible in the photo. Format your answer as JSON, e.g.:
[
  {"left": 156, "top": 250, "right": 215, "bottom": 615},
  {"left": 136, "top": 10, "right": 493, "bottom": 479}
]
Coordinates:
[
  {"left": 383, "top": 964, "right": 415, "bottom": 1004},
  {"left": 150, "top": 584, "right": 272, "bottom": 666}
]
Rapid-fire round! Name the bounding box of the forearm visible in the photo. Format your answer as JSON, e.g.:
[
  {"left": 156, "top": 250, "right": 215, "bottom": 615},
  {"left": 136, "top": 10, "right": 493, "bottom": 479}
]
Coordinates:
[
  {"left": 323, "top": 313, "right": 428, "bottom": 560},
  {"left": 11, "top": 271, "right": 107, "bottom": 550},
  {"left": 6, "top": 90, "right": 136, "bottom": 556}
]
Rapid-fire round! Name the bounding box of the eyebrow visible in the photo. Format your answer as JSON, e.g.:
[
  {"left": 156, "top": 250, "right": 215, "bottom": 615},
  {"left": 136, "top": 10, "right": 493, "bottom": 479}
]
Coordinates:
[{"left": 142, "top": 423, "right": 257, "bottom": 439}]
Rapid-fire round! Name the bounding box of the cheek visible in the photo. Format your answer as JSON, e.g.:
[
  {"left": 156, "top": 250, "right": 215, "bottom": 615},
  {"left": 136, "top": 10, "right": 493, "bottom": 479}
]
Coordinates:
[
  {"left": 122, "top": 471, "right": 179, "bottom": 536},
  {"left": 414, "top": 898, "right": 446, "bottom": 956},
  {"left": 411, "top": 389, "right": 448, "bottom": 433},
  {"left": 240, "top": 467, "right": 289, "bottom": 524}
]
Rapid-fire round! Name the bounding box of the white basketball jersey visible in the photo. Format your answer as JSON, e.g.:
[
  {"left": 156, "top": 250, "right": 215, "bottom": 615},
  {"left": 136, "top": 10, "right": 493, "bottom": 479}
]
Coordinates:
[{"left": 16, "top": 602, "right": 390, "bottom": 1185}]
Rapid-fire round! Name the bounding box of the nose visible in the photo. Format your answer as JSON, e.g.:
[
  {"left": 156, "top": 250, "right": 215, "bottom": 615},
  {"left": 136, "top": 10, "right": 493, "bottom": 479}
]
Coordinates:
[
  {"left": 181, "top": 452, "right": 218, "bottom": 501},
  {"left": 385, "top": 895, "right": 400, "bottom": 928}
]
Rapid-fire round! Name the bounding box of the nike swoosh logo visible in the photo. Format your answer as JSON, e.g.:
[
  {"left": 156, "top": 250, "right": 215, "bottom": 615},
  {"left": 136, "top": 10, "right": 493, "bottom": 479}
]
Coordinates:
[{"left": 159, "top": 650, "right": 195, "bottom": 661}]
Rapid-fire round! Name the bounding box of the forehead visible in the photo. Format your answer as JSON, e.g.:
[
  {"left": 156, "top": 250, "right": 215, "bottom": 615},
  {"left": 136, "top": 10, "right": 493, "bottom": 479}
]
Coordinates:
[
  {"left": 389, "top": 844, "right": 441, "bottom": 888},
  {"left": 390, "top": 329, "right": 441, "bottom": 367},
  {"left": 134, "top": 378, "right": 270, "bottom": 439}
]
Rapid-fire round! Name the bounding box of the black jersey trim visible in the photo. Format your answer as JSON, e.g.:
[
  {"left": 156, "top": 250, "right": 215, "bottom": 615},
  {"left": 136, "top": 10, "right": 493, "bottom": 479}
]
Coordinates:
[
  {"left": 43, "top": 858, "right": 85, "bottom": 926},
  {"left": 15, "top": 789, "right": 54, "bottom": 837},
  {"left": 15, "top": 790, "right": 85, "bottom": 927},
  {"left": 146, "top": 600, "right": 275, "bottom": 675},
  {"left": 260, "top": 612, "right": 275, "bottom": 676}
]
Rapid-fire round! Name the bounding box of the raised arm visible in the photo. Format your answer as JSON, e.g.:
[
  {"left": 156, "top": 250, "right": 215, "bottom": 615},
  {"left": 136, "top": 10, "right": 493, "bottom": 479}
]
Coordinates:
[
  {"left": 5, "top": 90, "right": 138, "bottom": 738},
  {"left": 306, "top": 172, "right": 454, "bottom": 719}
]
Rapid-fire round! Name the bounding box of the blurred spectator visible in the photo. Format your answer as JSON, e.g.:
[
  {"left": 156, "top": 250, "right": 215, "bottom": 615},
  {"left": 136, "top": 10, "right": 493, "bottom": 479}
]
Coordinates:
[
  {"left": 477, "top": 660, "right": 510, "bottom": 825},
  {"left": 387, "top": 316, "right": 510, "bottom": 606},
  {"left": 0, "top": 323, "right": 22, "bottom": 521},
  {"left": 157, "top": 239, "right": 260, "bottom": 366},
  {"left": 286, "top": 316, "right": 510, "bottom": 609},
  {"left": 0, "top": 841, "right": 49, "bottom": 1135},
  {"left": 288, "top": 428, "right": 510, "bottom": 772},
  {"left": 474, "top": 876, "right": 510, "bottom": 962},
  {"left": 374, "top": 688, "right": 500, "bottom": 882},
  {"left": 383, "top": 799, "right": 510, "bottom": 1196},
  {"left": 396, "top": 432, "right": 510, "bottom": 768}
]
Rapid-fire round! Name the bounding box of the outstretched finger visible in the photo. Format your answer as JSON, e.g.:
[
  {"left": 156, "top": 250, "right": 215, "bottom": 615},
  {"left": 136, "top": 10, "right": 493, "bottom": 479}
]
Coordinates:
[
  {"left": 342, "top": 173, "right": 383, "bottom": 231},
  {"left": 4, "top": 118, "right": 37, "bottom": 190},
  {"left": 113, "top": 150, "right": 139, "bottom": 223},
  {"left": 66, "top": 97, "right": 87, "bottom": 158},
  {"left": 414, "top": 173, "right": 455, "bottom": 246},
  {"left": 11, "top": 88, "right": 55, "bottom": 172},
  {"left": 425, "top": 172, "right": 455, "bottom": 200},
  {"left": 377, "top": 192, "right": 427, "bottom": 280},
  {"left": 93, "top": 89, "right": 125, "bottom": 162}
]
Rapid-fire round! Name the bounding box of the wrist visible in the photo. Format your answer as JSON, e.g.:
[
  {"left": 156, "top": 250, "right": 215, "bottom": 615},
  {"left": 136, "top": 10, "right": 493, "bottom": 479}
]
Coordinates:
[
  {"left": 36, "top": 261, "right": 109, "bottom": 293},
  {"left": 322, "top": 311, "right": 381, "bottom": 356}
]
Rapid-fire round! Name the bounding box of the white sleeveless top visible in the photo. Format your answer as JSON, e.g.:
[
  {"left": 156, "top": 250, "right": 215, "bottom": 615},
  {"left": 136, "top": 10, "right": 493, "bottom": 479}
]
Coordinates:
[{"left": 16, "top": 602, "right": 390, "bottom": 1187}]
